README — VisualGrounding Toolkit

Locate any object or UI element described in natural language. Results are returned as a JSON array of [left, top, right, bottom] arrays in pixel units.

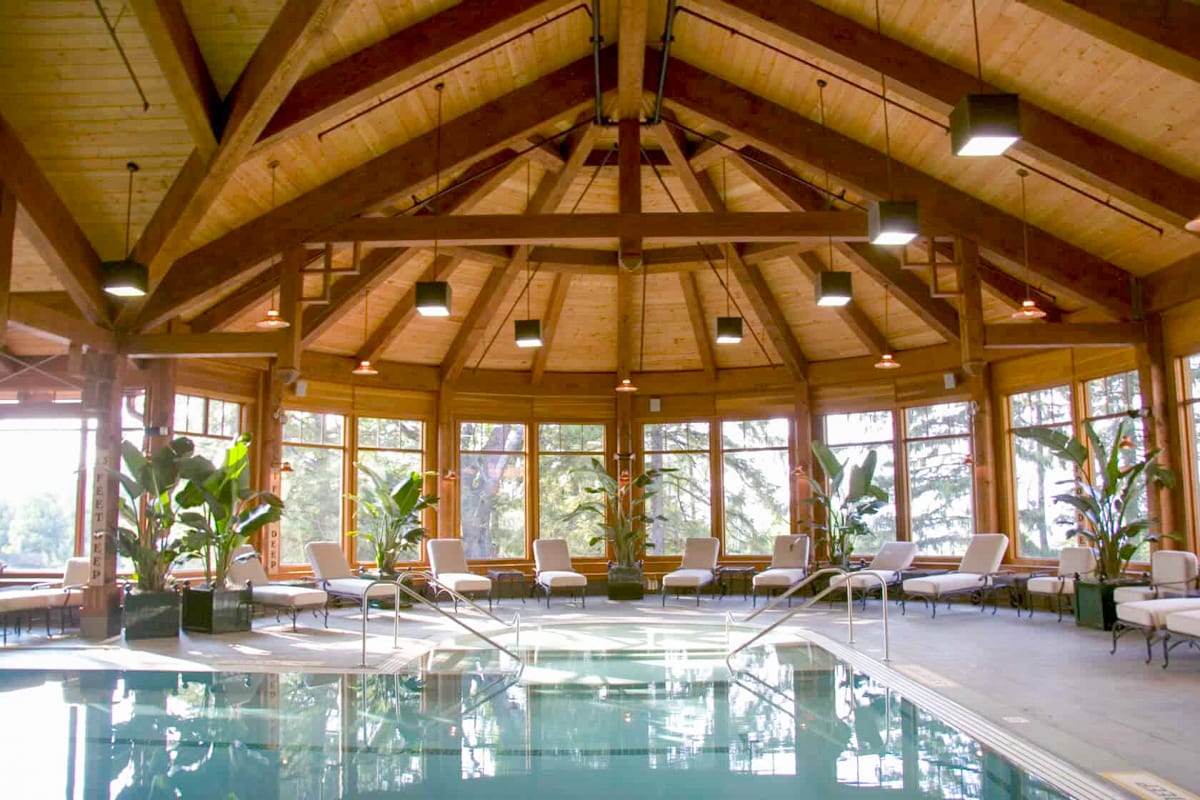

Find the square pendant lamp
[[950, 93, 1021, 157], [715, 316, 743, 345], [816, 271, 852, 307], [868, 201, 920, 246], [101, 258, 148, 297], [514, 319, 543, 348], [415, 281, 451, 317]]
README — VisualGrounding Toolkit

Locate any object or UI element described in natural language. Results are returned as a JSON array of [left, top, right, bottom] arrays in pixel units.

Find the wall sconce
[[442, 469, 458, 481]]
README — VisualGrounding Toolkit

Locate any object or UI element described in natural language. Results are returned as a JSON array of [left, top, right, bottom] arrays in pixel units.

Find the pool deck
[[1, 593, 1198, 798]]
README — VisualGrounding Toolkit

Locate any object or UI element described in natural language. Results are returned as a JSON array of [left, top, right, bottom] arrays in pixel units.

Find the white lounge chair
[[900, 533, 1008, 617], [831, 541, 918, 608], [228, 549, 328, 630], [0, 558, 90, 642], [1112, 550, 1199, 604], [662, 537, 720, 606], [1163, 608, 1200, 667], [1023, 546, 1096, 621], [751, 535, 810, 607], [533, 539, 586, 607], [305, 541, 396, 620], [427, 539, 492, 611], [1112, 595, 1200, 663]]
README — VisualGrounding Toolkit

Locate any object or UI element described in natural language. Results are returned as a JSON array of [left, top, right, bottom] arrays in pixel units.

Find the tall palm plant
[[116, 437, 195, 593], [805, 442, 888, 564], [348, 466, 438, 574], [561, 457, 675, 568]]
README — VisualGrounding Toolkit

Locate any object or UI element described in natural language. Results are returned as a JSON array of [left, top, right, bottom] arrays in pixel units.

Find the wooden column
[[261, 364, 285, 572], [617, 118, 642, 268], [436, 383, 456, 539], [80, 353, 125, 640], [143, 359, 176, 451], [958, 238, 986, 376], [277, 246, 305, 383], [793, 380, 813, 531], [1137, 314, 1181, 549], [967, 365, 1000, 535], [0, 182, 15, 349]]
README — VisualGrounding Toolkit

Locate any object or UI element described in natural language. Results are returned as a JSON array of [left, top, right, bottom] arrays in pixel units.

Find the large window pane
[[644, 422, 712, 555], [1009, 386, 1073, 559], [0, 418, 85, 570], [538, 424, 605, 557], [906, 403, 974, 555], [823, 411, 896, 556], [355, 417, 423, 563], [722, 419, 789, 555], [280, 411, 345, 565], [174, 393, 244, 468], [825, 411, 893, 446], [459, 422, 525, 559], [1085, 371, 1148, 562]]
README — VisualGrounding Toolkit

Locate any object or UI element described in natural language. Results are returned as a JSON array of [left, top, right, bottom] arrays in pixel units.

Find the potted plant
[[348, 465, 438, 576], [1016, 411, 1175, 630], [562, 457, 675, 600], [805, 442, 888, 568], [178, 434, 283, 634], [115, 438, 193, 640]]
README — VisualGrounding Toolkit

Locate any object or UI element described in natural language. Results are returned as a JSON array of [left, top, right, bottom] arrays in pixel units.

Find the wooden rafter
[[128, 0, 223, 157], [0, 183, 13, 349], [791, 252, 888, 357], [356, 255, 464, 364], [1018, 0, 1200, 85], [257, 0, 577, 149], [958, 239, 986, 373], [617, 0, 650, 120], [696, 0, 1200, 228], [983, 322, 1146, 349], [618, 119, 643, 266], [658, 58, 1134, 319], [138, 52, 616, 332], [679, 272, 717, 379], [1144, 252, 1200, 314], [534, 123, 600, 214], [617, 266, 634, 378], [530, 273, 572, 384], [839, 243, 960, 343], [188, 249, 324, 333], [7, 295, 117, 352], [121, 332, 285, 359], [130, 0, 354, 291]]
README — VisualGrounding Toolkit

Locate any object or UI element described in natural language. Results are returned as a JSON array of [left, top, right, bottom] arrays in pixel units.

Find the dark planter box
[[124, 591, 180, 640], [607, 563, 644, 601], [181, 585, 252, 634], [1074, 579, 1146, 630]]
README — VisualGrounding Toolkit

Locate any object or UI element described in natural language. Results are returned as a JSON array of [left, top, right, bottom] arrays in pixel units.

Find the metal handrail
[[845, 571, 892, 662], [742, 567, 848, 623], [416, 570, 521, 631], [359, 579, 405, 668], [393, 579, 524, 668], [726, 569, 853, 673]]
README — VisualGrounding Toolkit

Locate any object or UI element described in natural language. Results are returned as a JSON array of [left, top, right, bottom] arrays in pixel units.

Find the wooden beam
[[131, 0, 354, 288], [618, 119, 643, 266], [188, 248, 324, 333], [530, 273, 572, 384], [688, 134, 749, 172], [356, 255, 463, 363], [128, 0, 222, 157], [257, 0, 576, 149], [1143, 252, 1200, 313], [534, 123, 599, 214], [983, 322, 1146, 349], [617, 266, 634, 378], [521, 136, 566, 172], [7, 295, 118, 352], [958, 239, 986, 374], [660, 57, 1135, 318], [0, 114, 108, 325], [791, 252, 888, 356], [695, 0, 1200, 228], [0, 183, 13, 349], [839, 243, 961, 342], [679, 272, 717, 379], [1018, 0, 1200, 86], [138, 52, 615, 331], [120, 332, 286, 358], [443, 248, 530, 381], [617, 0, 650, 120], [277, 248, 304, 378]]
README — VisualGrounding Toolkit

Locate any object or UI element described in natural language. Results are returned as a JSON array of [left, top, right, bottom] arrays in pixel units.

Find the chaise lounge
[[751, 535, 810, 607], [533, 538, 586, 607], [427, 539, 493, 611], [305, 541, 397, 620], [900, 533, 1008, 617], [1023, 545, 1097, 621], [831, 541, 917, 609], [662, 537, 720, 606], [228, 547, 329, 631]]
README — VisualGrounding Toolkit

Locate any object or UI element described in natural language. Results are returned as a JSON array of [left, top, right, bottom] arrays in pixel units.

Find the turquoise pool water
[[0, 632, 1087, 799]]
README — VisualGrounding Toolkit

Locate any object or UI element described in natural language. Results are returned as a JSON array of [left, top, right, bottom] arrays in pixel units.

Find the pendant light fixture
[[352, 290, 379, 375], [868, 1, 919, 246], [514, 162, 543, 348], [950, 0, 1021, 157], [256, 160, 291, 329], [813, 79, 853, 307], [416, 83, 452, 318], [101, 162, 149, 297], [714, 160, 743, 344], [1011, 168, 1047, 320], [874, 284, 901, 370]]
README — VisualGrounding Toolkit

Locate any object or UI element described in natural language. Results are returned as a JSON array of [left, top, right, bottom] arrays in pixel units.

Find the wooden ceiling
[[1, 0, 1198, 382]]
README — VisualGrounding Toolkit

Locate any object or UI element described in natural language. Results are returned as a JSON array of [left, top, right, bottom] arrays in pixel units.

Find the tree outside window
[[280, 411, 345, 565], [538, 423, 606, 557], [722, 418, 790, 556], [1009, 385, 1073, 558], [174, 393, 242, 465], [355, 417, 423, 563], [459, 422, 526, 559], [822, 411, 896, 555], [905, 402, 974, 555], [643, 422, 711, 555], [1084, 370, 1147, 562]]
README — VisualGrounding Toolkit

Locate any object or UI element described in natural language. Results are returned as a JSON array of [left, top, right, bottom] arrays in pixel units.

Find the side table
[[486, 569, 526, 606], [716, 566, 755, 600], [980, 572, 1029, 615]]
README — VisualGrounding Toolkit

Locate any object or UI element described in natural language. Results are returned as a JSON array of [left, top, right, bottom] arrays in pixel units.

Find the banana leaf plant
[[177, 434, 283, 587], [560, 457, 676, 568], [1015, 412, 1175, 581], [805, 442, 888, 564], [115, 437, 195, 593], [347, 466, 438, 574]]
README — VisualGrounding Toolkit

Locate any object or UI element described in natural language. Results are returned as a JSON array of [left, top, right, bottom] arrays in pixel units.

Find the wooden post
[[618, 118, 642, 268], [1136, 314, 1180, 549], [277, 247, 305, 383], [80, 353, 125, 640], [794, 380, 813, 531], [436, 383, 456, 539], [0, 182, 15, 350], [958, 238, 986, 376], [144, 359, 176, 451], [261, 363, 285, 572], [967, 365, 1000, 535]]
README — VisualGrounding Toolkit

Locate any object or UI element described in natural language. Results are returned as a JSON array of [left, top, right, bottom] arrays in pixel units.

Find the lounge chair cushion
[[1116, 598, 1200, 629], [678, 538, 720, 570], [767, 535, 809, 570], [251, 584, 328, 608], [436, 573, 492, 594], [534, 540, 586, 591], [1165, 609, 1200, 638], [306, 542, 355, 580], [832, 569, 904, 590], [1148, 551, 1199, 597], [0, 590, 54, 613], [427, 540, 471, 575], [866, 542, 917, 572], [1027, 576, 1077, 596], [1113, 585, 1158, 604], [321, 578, 397, 599], [958, 533, 1008, 575], [903, 573, 987, 596], [537, 570, 586, 589], [754, 568, 808, 589], [662, 569, 715, 589]]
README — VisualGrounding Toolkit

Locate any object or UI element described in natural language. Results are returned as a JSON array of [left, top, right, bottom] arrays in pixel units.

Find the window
[[643, 422, 711, 555], [905, 403, 974, 555], [538, 423, 606, 557], [354, 417, 423, 563], [1009, 385, 1074, 558], [722, 418, 790, 555], [280, 411, 345, 565], [174, 393, 242, 464], [459, 422, 526, 559], [823, 411, 896, 554], [1084, 370, 1147, 562]]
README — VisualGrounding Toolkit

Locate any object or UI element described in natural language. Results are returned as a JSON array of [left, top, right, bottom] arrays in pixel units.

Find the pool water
[[0, 631, 1087, 799]]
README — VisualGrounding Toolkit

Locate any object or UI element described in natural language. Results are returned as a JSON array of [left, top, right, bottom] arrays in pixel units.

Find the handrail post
[[846, 574, 855, 644]]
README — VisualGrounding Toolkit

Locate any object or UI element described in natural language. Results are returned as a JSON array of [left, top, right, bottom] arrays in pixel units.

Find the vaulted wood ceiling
[[1, 0, 1198, 377]]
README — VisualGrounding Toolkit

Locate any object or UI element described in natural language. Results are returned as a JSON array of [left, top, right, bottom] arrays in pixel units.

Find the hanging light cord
[[817, 80, 835, 269], [433, 83, 444, 279], [722, 159, 731, 316], [526, 161, 533, 319], [269, 161, 279, 308], [970, 0, 985, 92], [875, 0, 897, 201], [1019, 168, 1033, 301], [123, 162, 136, 257]]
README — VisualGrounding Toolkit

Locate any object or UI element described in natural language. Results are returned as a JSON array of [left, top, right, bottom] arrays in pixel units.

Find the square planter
[[181, 585, 252, 634], [1074, 579, 1146, 630], [124, 591, 180, 640], [607, 563, 645, 601]]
